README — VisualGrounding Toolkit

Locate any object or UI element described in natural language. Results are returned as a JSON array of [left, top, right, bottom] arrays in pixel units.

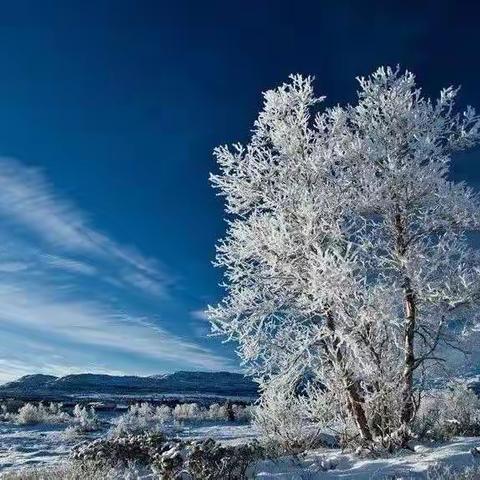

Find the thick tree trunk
[[400, 277, 416, 426], [344, 375, 373, 442], [324, 312, 373, 443], [394, 212, 417, 441]]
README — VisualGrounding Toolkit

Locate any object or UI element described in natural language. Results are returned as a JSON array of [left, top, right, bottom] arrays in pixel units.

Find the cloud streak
[[0, 281, 233, 381], [0, 158, 233, 382], [0, 158, 167, 296]]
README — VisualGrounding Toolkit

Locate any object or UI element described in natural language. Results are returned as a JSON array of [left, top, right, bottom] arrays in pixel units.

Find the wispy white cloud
[[0, 261, 30, 272], [121, 271, 167, 297], [0, 281, 233, 381], [0, 157, 167, 297], [42, 254, 97, 276], [0, 157, 233, 382]]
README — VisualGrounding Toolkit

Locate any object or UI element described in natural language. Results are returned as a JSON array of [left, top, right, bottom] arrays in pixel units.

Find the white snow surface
[[252, 438, 480, 479], [2, 417, 480, 478], [0, 421, 101, 470]]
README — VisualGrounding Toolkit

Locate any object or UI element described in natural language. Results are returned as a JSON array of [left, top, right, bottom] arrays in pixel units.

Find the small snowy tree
[[209, 67, 480, 447]]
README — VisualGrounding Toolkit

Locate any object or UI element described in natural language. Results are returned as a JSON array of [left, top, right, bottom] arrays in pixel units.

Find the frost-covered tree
[[209, 67, 480, 446], [209, 74, 377, 441], [339, 67, 480, 442]]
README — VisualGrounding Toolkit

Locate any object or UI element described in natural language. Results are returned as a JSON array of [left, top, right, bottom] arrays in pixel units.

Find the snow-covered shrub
[[60, 404, 101, 438], [0, 399, 23, 415], [111, 403, 172, 435], [154, 404, 173, 423], [14, 402, 70, 425], [71, 431, 167, 467], [232, 403, 252, 422], [5, 402, 101, 431], [254, 381, 321, 453], [0, 461, 132, 480], [175, 401, 249, 422], [110, 401, 249, 436], [426, 463, 480, 480], [160, 438, 265, 480], [173, 402, 201, 420], [0, 402, 8, 421], [205, 402, 230, 420], [72, 433, 264, 479], [73, 404, 100, 432], [414, 383, 480, 440]]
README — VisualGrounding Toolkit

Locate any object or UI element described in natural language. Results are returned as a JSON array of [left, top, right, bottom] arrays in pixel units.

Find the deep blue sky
[[0, 0, 479, 381]]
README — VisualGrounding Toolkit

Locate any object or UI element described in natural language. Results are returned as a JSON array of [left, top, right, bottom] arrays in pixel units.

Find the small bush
[[1, 402, 101, 430], [60, 406, 101, 439], [253, 382, 324, 454], [71, 432, 264, 480], [173, 402, 201, 420], [0, 461, 136, 480], [111, 403, 172, 435], [71, 431, 168, 467], [111, 401, 249, 435], [72, 405, 100, 431], [13, 402, 70, 425], [0, 399, 23, 415], [156, 438, 265, 480], [426, 463, 480, 480], [414, 383, 480, 441]]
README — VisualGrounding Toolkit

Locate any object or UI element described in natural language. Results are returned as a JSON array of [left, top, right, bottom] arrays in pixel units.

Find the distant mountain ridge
[[0, 371, 257, 398]]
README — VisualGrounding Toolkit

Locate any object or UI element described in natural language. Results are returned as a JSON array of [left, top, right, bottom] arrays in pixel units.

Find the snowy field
[[252, 438, 480, 479], [0, 411, 109, 470], [0, 410, 256, 472], [2, 411, 480, 479]]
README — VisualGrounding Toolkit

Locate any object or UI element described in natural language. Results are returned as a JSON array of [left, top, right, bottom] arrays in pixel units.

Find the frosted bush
[[254, 382, 320, 453], [111, 403, 171, 435], [232, 404, 252, 421], [414, 383, 480, 440], [14, 402, 70, 425], [5, 402, 101, 431], [172, 401, 249, 422], [426, 463, 480, 480], [0, 402, 9, 421], [173, 402, 201, 420], [68, 404, 100, 434], [0, 461, 146, 479], [154, 404, 172, 423], [0, 400, 23, 419], [209, 402, 251, 421], [72, 433, 264, 480], [72, 431, 168, 466], [153, 438, 265, 480], [111, 401, 250, 436], [205, 403, 228, 420]]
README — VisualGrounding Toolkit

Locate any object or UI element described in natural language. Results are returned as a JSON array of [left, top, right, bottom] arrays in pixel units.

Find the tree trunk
[[324, 312, 373, 443], [344, 375, 373, 442], [400, 277, 416, 426], [394, 212, 416, 441]]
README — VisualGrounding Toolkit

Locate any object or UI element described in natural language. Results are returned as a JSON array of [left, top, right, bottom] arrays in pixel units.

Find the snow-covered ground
[[0, 419, 101, 470], [252, 438, 480, 479], [0, 412, 255, 472], [2, 414, 480, 478]]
